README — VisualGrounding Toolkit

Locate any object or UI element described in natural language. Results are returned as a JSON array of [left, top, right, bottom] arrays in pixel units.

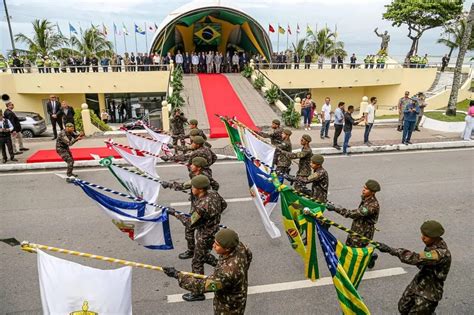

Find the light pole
[[3, 0, 16, 52]]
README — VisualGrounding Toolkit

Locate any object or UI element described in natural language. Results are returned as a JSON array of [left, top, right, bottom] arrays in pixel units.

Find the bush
[[167, 90, 185, 110], [282, 102, 301, 128], [171, 76, 183, 92], [241, 65, 253, 78], [253, 73, 265, 90], [74, 109, 112, 133], [264, 84, 280, 104]]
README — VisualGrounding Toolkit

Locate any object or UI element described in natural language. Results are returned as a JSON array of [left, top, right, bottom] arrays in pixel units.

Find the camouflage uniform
[[257, 127, 283, 145], [172, 146, 217, 175], [275, 138, 292, 175], [296, 166, 328, 202], [176, 190, 227, 274], [170, 114, 188, 145], [333, 194, 379, 247], [398, 96, 412, 130], [185, 128, 208, 141], [178, 242, 252, 315], [55, 130, 79, 176], [286, 147, 312, 192], [385, 238, 451, 314]]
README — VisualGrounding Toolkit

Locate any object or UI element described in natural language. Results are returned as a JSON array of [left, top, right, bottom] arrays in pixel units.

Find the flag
[[287, 24, 292, 35], [269, 24, 275, 33], [102, 23, 108, 36], [148, 24, 155, 32], [154, 23, 158, 30], [56, 23, 63, 36], [278, 183, 323, 280], [241, 128, 275, 169], [69, 23, 78, 34], [114, 23, 120, 35], [244, 156, 281, 238], [76, 181, 173, 249], [297, 23, 300, 34], [221, 118, 244, 161], [278, 25, 285, 34], [316, 221, 372, 314], [306, 24, 312, 34], [143, 124, 172, 144], [135, 23, 145, 35], [37, 249, 132, 314], [109, 143, 158, 178], [122, 23, 129, 35], [125, 131, 163, 155]]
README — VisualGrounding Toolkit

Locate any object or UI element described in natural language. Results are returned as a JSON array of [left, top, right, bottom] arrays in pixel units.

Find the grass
[[376, 114, 399, 119], [455, 99, 470, 112], [424, 111, 466, 122]]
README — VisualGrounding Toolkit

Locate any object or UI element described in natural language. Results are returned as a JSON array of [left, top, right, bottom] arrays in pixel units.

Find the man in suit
[[59, 100, 75, 127], [47, 95, 63, 140], [3, 97, 29, 154]]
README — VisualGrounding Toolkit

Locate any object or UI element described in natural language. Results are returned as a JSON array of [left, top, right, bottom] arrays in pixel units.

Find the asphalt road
[[1, 148, 473, 314]]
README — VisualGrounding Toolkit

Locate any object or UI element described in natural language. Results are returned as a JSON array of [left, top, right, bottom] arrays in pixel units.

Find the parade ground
[[1, 148, 472, 314]]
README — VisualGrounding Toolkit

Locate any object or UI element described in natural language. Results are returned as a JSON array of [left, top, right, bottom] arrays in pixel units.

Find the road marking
[[170, 197, 252, 207], [166, 267, 406, 303]]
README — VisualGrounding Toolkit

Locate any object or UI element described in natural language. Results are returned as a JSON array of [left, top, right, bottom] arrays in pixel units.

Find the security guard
[[163, 228, 252, 314], [378, 221, 451, 314], [289, 154, 328, 202], [284, 134, 313, 192]]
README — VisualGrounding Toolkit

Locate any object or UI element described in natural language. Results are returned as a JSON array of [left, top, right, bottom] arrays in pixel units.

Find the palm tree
[[291, 38, 306, 59], [304, 27, 346, 60], [71, 27, 113, 58], [438, 16, 474, 61], [14, 19, 67, 56]]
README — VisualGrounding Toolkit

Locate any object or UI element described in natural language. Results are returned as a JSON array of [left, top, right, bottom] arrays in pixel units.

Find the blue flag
[[134, 23, 145, 35], [76, 181, 173, 250], [69, 23, 78, 35]]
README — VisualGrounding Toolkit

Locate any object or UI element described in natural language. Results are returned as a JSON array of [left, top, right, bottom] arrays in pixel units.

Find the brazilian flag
[[194, 23, 221, 45]]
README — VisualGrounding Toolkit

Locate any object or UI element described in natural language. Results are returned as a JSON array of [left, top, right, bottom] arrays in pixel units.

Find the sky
[[1, 0, 472, 61]]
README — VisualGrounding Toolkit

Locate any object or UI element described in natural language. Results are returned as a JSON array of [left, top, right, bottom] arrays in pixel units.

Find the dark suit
[[59, 106, 75, 126], [47, 100, 63, 138], [3, 109, 21, 132]]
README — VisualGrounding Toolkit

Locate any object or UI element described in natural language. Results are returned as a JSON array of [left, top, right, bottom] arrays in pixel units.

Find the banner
[[110, 144, 158, 178], [125, 132, 163, 155], [221, 118, 245, 161], [242, 128, 275, 169], [143, 124, 172, 144]]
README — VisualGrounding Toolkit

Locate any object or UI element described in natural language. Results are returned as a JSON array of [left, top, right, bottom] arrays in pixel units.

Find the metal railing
[[1, 64, 171, 74], [255, 61, 473, 70], [254, 67, 294, 106]]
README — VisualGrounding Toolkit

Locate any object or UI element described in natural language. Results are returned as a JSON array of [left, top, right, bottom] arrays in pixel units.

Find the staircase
[[181, 75, 210, 132], [424, 71, 469, 98]]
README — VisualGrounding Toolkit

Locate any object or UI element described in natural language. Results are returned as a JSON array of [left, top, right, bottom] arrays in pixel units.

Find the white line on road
[[170, 197, 253, 207], [166, 267, 406, 303]]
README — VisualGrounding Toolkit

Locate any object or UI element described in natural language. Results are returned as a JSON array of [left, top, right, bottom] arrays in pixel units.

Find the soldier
[[326, 179, 380, 268], [288, 154, 328, 202], [283, 134, 312, 192], [168, 175, 228, 301], [185, 119, 207, 141], [275, 129, 292, 176], [163, 228, 252, 313], [256, 119, 283, 145], [170, 108, 188, 146], [56, 123, 84, 178], [377, 220, 451, 314]]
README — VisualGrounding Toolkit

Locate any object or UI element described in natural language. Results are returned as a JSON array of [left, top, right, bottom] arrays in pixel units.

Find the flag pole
[[134, 25, 138, 56], [277, 24, 280, 53], [20, 241, 207, 278], [144, 22, 149, 52], [286, 24, 289, 51], [123, 30, 128, 53], [113, 25, 117, 55]]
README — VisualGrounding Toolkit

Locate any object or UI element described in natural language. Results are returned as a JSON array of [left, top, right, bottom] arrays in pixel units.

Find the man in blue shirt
[[333, 101, 345, 149], [402, 98, 420, 145]]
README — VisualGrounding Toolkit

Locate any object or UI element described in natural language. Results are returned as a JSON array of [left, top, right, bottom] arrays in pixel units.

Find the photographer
[[170, 108, 188, 146]]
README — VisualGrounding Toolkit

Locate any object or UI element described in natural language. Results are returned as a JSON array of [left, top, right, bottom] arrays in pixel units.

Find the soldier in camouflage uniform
[[170, 108, 188, 145], [378, 220, 451, 314], [275, 129, 292, 176], [283, 134, 312, 192], [169, 175, 227, 301], [256, 119, 283, 145], [56, 123, 83, 178], [163, 228, 252, 312], [290, 154, 328, 202], [184, 119, 208, 142]]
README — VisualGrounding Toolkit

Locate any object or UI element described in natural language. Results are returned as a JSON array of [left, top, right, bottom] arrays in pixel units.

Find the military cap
[[311, 154, 324, 164], [189, 129, 200, 136], [191, 174, 210, 189], [420, 220, 444, 238], [192, 135, 205, 145], [283, 129, 292, 136], [272, 119, 281, 125], [189, 119, 198, 125], [65, 123, 75, 128], [302, 134, 312, 142], [192, 157, 207, 168], [215, 228, 239, 249], [365, 179, 381, 192]]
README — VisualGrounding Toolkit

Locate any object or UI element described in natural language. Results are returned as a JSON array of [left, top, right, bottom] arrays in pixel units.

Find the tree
[[291, 38, 306, 59], [305, 27, 346, 60], [70, 27, 113, 57], [438, 16, 474, 61], [14, 19, 67, 56], [446, 4, 473, 116], [382, 0, 463, 60]]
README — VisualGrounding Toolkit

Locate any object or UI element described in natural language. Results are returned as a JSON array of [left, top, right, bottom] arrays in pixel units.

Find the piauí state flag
[[241, 128, 275, 169], [37, 249, 132, 314], [108, 143, 158, 178], [76, 181, 173, 250], [125, 131, 163, 156], [221, 118, 244, 161], [134, 23, 145, 35], [244, 156, 281, 238], [316, 221, 372, 314], [276, 181, 323, 281]]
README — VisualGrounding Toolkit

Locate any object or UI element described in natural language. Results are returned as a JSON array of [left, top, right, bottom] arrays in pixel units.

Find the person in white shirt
[[320, 97, 332, 139], [364, 97, 377, 145], [175, 50, 183, 69], [152, 54, 161, 70], [191, 52, 199, 74]]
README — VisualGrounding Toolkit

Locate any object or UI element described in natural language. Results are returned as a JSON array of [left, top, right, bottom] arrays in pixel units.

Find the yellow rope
[[20, 241, 207, 279]]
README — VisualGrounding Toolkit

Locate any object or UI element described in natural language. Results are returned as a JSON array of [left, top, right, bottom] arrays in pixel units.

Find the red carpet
[[26, 147, 128, 163], [197, 74, 257, 138]]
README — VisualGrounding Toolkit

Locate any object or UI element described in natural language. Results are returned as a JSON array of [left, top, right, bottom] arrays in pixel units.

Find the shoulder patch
[[360, 207, 369, 215], [190, 211, 201, 225], [204, 279, 223, 292], [420, 250, 439, 261]]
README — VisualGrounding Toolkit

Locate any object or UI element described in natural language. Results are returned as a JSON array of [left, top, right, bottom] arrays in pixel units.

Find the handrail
[[254, 67, 294, 106], [2, 64, 171, 74]]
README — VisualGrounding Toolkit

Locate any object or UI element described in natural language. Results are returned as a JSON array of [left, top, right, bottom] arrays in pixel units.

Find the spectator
[[461, 100, 474, 141], [301, 93, 313, 131], [441, 54, 449, 72], [415, 93, 427, 131], [223, 51, 230, 73], [350, 53, 357, 69], [59, 100, 75, 127], [101, 55, 110, 72], [293, 52, 300, 69], [304, 53, 312, 69], [342, 105, 364, 155], [232, 52, 239, 73], [3, 98, 29, 154], [175, 50, 184, 70], [191, 52, 199, 74], [47, 95, 63, 140], [364, 54, 370, 69], [364, 97, 377, 146], [331, 55, 337, 69], [317, 55, 324, 69], [397, 91, 411, 132], [184, 52, 191, 73], [152, 53, 161, 71], [402, 97, 420, 145], [101, 110, 110, 124], [310, 101, 317, 126], [337, 55, 344, 69], [214, 52, 222, 74], [333, 101, 345, 149], [320, 97, 332, 139], [0, 109, 17, 163]]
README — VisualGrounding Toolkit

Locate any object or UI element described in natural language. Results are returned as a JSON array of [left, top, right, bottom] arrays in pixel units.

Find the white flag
[[126, 132, 163, 155], [242, 129, 275, 168], [112, 144, 158, 178], [37, 249, 132, 314], [143, 124, 172, 144]]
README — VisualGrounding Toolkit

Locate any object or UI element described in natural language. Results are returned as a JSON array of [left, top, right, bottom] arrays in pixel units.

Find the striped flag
[[287, 24, 292, 35], [278, 25, 285, 34], [221, 118, 244, 161], [268, 24, 275, 33], [316, 221, 372, 314]]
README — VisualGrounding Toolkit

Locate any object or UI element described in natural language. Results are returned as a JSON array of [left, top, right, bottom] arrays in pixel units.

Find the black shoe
[[406, 141, 412, 144], [2, 159, 6, 164], [415, 128, 420, 132], [368, 253, 378, 269], [20, 148, 29, 151], [70, 173, 79, 177], [178, 250, 194, 260], [333, 145, 341, 150], [182, 293, 206, 302], [347, 145, 351, 148], [52, 137, 57, 140], [13, 151, 23, 155], [325, 136, 330, 139], [403, 141, 408, 145], [10, 158, 18, 161], [320, 136, 324, 139]]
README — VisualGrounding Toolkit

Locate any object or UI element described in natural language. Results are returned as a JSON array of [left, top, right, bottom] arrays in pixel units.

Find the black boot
[[182, 293, 206, 302], [178, 250, 194, 260], [368, 252, 378, 269]]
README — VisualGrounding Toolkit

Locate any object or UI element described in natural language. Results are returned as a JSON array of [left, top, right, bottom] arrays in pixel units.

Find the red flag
[[287, 24, 292, 35], [269, 24, 275, 33]]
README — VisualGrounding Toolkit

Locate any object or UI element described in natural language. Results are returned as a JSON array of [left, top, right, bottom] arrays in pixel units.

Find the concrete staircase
[[181, 75, 210, 132], [424, 71, 469, 98]]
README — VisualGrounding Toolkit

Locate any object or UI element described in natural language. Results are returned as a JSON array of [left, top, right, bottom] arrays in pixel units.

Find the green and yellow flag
[[220, 117, 245, 161], [194, 23, 221, 45], [278, 25, 285, 34]]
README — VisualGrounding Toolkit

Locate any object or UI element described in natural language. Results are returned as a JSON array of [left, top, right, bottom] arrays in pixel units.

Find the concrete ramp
[[181, 74, 210, 132]]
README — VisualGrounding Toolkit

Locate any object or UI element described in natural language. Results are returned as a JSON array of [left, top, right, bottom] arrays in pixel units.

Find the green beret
[[272, 119, 281, 125], [191, 174, 210, 189], [302, 134, 312, 142], [65, 123, 74, 128], [189, 129, 200, 136], [365, 179, 381, 192], [420, 220, 444, 238], [215, 228, 239, 249], [283, 129, 292, 136], [192, 135, 205, 145], [189, 119, 198, 125], [311, 154, 324, 164], [192, 157, 207, 168]]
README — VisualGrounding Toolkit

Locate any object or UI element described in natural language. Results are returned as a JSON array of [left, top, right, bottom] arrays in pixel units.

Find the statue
[[374, 28, 390, 52]]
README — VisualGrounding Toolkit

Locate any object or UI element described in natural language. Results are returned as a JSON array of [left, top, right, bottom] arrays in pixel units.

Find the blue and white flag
[[134, 23, 145, 35], [69, 23, 78, 35], [244, 156, 281, 238], [76, 181, 173, 250]]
